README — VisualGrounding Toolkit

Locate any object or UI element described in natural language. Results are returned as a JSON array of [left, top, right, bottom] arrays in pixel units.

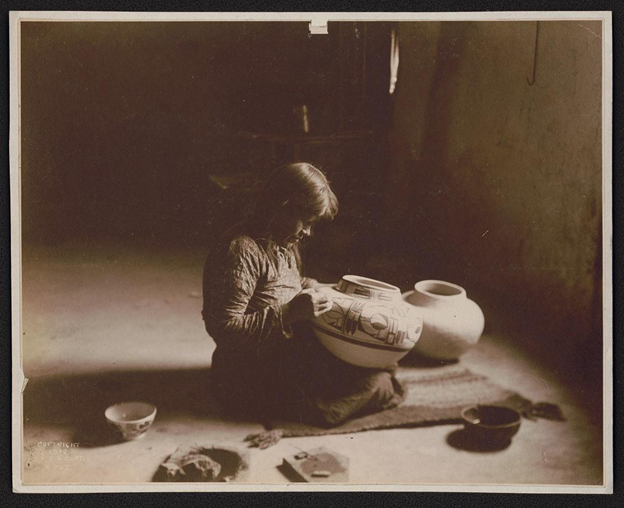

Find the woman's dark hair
[[246, 162, 339, 269], [249, 162, 338, 235]]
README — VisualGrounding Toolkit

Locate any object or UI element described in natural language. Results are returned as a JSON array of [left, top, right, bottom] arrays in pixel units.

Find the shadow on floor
[[276, 463, 303, 483], [399, 353, 459, 368], [23, 368, 231, 448], [446, 428, 513, 453]]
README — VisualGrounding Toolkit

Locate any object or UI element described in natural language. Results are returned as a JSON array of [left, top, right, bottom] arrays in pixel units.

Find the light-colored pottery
[[402, 280, 485, 360], [105, 401, 157, 441], [313, 275, 423, 369]]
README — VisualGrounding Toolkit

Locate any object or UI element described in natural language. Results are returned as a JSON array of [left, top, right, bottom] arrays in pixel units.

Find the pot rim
[[460, 405, 521, 429], [105, 401, 157, 424], [414, 279, 467, 299], [341, 275, 401, 294]]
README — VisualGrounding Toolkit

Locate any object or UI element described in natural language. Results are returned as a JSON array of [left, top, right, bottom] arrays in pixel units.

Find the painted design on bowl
[[105, 401, 157, 442]]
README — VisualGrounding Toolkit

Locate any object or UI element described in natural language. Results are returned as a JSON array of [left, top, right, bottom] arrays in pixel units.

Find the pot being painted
[[402, 280, 485, 361], [313, 275, 423, 369]]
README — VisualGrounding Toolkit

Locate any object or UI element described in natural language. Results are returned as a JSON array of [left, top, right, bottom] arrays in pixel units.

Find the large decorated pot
[[313, 275, 423, 369], [402, 280, 485, 361]]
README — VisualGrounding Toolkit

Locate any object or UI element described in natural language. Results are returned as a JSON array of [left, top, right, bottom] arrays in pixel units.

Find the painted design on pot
[[313, 275, 423, 369], [402, 280, 485, 361]]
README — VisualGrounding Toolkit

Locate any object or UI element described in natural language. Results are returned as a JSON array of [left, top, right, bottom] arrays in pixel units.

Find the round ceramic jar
[[403, 280, 485, 360], [312, 275, 423, 369]]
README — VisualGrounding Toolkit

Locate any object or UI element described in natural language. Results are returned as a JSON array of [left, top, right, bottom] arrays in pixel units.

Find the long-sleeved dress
[[202, 227, 406, 427]]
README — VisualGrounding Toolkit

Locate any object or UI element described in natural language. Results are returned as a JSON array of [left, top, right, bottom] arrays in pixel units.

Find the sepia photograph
[[9, 11, 612, 492]]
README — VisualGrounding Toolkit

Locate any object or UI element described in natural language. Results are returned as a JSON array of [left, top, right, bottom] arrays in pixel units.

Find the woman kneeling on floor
[[202, 162, 405, 427]]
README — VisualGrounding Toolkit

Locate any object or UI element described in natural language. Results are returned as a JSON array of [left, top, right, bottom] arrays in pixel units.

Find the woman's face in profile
[[274, 213, 319, 248]]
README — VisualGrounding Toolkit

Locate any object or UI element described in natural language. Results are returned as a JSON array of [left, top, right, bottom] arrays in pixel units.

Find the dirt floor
[[17, 241, 605, 488]]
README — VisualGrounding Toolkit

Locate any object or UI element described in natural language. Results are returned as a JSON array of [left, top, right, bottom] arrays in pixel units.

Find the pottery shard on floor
[[155, 443, 250, 482], [178, 453, 222, 481]]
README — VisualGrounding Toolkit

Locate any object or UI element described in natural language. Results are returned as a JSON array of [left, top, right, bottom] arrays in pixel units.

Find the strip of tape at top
[[309, 18, 328, 35]]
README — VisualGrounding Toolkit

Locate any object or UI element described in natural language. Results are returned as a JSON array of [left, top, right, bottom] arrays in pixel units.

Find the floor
[[18, 241, 605, 488]]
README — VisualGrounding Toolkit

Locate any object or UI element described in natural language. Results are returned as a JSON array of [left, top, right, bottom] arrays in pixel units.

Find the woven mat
[[267, 363, 533, 437]]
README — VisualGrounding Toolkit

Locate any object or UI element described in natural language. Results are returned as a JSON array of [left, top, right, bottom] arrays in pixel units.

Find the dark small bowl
[[460, 405, 521, 446]]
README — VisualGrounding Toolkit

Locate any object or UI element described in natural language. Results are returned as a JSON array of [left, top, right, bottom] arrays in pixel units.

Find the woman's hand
[[282, 288, 333, 324]]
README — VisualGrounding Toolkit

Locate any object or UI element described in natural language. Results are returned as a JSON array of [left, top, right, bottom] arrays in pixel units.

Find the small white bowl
[[105, 401, 157, 441]]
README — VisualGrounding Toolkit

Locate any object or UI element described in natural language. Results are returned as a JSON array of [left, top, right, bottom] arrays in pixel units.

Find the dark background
[[19, 21, 392, 247]]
